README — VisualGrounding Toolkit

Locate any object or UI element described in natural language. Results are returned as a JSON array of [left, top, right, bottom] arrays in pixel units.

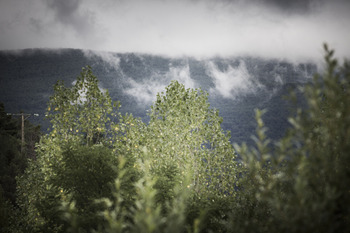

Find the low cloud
[[124, 78, 166, 104], [83, 50, 120, 70], [45, 0, 99, 38], [1, 0, 349, 61], [167, 63, 195, 90], [206, 60, 258, 99], [124, 62, 196, 104]]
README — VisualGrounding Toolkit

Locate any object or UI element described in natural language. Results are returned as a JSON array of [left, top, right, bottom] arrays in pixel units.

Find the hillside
[[0, 49, 316, 144]]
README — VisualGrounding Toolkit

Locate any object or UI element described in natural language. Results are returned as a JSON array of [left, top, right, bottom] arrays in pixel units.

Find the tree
[[0, 103, 41, 232], [0, 103, 24, 204], [147, 81, 239, 196], [0, 103, 23, 232], [118, 81, 241, 232], [45, 66, 119, 145], [16, 66, 124, 232], [61, 81, 240, 232], [232, 44, 350, 233]]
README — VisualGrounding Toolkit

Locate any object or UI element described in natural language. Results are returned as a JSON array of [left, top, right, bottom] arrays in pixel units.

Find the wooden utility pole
[[7, 113, 39, 154], [21, 113, 25, 153]]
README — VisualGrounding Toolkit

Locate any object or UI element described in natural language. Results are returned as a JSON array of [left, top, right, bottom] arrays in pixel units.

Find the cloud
[[45, 0, 97, 37], [206, 60, 258, 99], [83, 50, 120, 69], [0, 0, 349, 61], [124, 79, 166, 104], [46, 0, 82, 25], [257, 0, 319, 14], [124, 62, 196, 104], [167, 63, 195, 90]]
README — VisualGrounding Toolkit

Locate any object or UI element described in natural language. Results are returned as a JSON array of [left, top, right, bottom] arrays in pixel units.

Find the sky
[[0, 0, 349, 62]]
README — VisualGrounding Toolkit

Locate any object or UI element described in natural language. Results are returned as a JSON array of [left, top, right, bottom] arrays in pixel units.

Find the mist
[[206, 60, 258, 99], [124, 61, 196, 104], [0, 0, 349, 62]]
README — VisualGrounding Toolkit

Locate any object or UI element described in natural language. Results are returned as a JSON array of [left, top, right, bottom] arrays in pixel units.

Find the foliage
[[15, 66, 122, 232], [145, 81, 243, 232], [75, 154, 198, 233], [0, 103, 24, 204], [55, 144, 119, 230], [144, 81, 239, 199], [233, 44, 350, 233], [0, 102, 41, 232], [10, 45, 350, 233], [46, 66, 119, 146], [84, 80, 241, 232]]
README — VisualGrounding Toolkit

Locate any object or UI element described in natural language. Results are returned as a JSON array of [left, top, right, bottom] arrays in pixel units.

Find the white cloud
[[124, 62, 196, 104], [206, 60, 258, 99], [83, 50, 120, 69], [124, 78, 166, 104], [0, 0, 349, 61], [167, 63, 195, 90]]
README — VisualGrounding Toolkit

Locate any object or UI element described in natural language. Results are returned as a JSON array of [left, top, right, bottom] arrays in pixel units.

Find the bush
[[233, 44, 350, 233]]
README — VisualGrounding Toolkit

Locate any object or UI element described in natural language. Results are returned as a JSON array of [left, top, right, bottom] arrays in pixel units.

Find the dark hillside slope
[[0, 49, 316, 144]]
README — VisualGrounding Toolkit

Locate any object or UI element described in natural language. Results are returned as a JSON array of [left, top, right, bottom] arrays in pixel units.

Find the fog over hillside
[[1, 0, 348, 143], [0, 2, 349, 230], [0, 49, 316, 144]]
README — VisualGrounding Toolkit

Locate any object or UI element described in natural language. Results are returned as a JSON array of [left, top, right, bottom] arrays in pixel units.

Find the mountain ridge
[[0, 48, 317, 144]]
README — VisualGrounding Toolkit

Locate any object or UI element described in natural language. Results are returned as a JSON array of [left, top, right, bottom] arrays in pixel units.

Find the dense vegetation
[[0, 103, 41, 230], [1, 45, 349, 232]]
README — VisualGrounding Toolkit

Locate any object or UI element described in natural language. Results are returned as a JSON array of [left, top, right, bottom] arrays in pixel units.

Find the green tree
[[46, 66, 119, 145], [120, 81, 241, 232], [0, 103, 41, 232], [62, 153, 198, 233], [145, 81, 239, 197], [0, 103, 24, 204], [16, 67, 124, 232], [232, 45, 350, 233], [61, 81, 242, 233], [0, 103, 22, 232]]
